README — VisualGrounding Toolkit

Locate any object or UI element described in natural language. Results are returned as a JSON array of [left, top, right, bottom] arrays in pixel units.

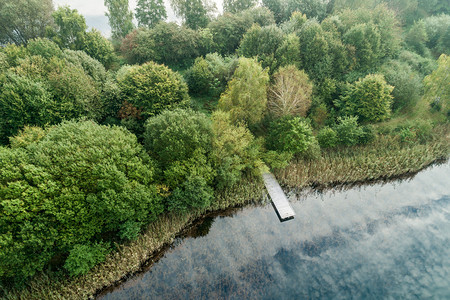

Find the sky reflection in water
[[101, 163, 450, 299]]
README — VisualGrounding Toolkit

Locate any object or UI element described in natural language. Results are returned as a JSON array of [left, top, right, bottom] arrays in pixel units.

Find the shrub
[[0, 121, 162, 285], [358, 125, 376, 144], [185, 57, 214, 94], [64, 243, 110, 277], [218, 57, 269, 126], [380, 60, 422, 111], [185, 53, 238, 97], [118, 62, 190, 119], [394, 120, 433, 144], [210, 111, 262, 189], [144, 109, 213, 170], [168, 175, 214, 212], [338, 74, 393, 123], [423, 54, 449, 116], [266, 116, 315, 156], [26, 38, 63, 59], [334, 116, 364, 146], [261, 150, 293, 170], [268, 65, 313, 118], [317, 127, 338, 148]]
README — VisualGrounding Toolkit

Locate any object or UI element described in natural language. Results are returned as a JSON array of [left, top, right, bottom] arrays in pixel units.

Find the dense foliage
[[118, 61, 190, 119], [218, 57, 269, 126], [0, 121, 162, 286]]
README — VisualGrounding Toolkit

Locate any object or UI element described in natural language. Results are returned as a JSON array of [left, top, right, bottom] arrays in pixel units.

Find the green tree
[[0, 121, 162, 286], [338, 74, 393, 123], [47, 6, 87, 49], [218, 57, 269, 126], [380, 60, 422, 111], [104, 0, 134, 40], [298, 20, 333, 81], [238, 24, 286, 73], [338, 5, 401, 63], [262, 0, 287, 24], [223, 0, 257, 13], [0, 72, 54, 144], [80, 29, 117, 68], [118, 61, 190, 119], [143, 109, 215, 212], [334, 116, 363, 146], [170, 0, 213, 29], [207, 12, 253, 55], [185, 53, 238, 96], [266, 116, 316, 156], [210, 111, 262, 189], [120, 23, 206, 67], [423, 54, 449, 114], [136, 0, 167, 28], [144, 108, 213, 173], [0, 0, 54, 45], [405, 20, 429, 56], [268, 65, 313, 118]]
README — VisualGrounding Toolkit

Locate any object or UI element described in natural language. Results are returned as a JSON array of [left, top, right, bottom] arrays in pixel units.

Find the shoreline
[[4, 139, 449, 300], [95, 157, 449, 299]]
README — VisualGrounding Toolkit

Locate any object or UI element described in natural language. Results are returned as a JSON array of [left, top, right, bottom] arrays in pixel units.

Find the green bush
[[0, 121, 162, 285], [185, 53, 238, 97], [394, 120, 433, 144], [185, 57, 214, 94], [317, 127, 338, 148], [334, 116, 364, 146], [168, 175, 214, 212], [118, 62, 190, 119], [64, 243, 110, 277], [261, 150, 293, 170], [358, 125, 376, 145], [267, 116, 315, 156], [211, 111, 262, 189], [144, 109, 213, 170], [337, 74, 393, 123], [380, 60, 422, 111]]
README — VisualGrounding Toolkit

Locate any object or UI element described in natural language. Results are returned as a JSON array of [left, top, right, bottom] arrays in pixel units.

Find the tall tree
[[47, 6, 87, 49], [223, 0, 257, 13], [104, 0, 134, 40], [0, 0, 54, 45], [170, 0, 213, 29], [136, 0, 167, 28]]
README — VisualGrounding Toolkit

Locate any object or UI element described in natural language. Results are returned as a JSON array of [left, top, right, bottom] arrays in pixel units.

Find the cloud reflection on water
[[101, 163, 450, 299]]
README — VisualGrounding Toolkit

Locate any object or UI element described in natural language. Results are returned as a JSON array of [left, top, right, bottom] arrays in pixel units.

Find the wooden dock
[[262, 173, 295, 222]]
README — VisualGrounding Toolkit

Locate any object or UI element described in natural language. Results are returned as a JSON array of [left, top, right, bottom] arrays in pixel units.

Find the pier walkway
[[262, 173, 295, 222]]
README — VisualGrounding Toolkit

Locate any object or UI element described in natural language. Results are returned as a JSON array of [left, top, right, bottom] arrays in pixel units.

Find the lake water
[[100, 162, 450, 299]]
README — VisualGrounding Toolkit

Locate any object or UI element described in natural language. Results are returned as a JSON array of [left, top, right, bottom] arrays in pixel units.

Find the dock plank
[[262, 173, 295, 222]]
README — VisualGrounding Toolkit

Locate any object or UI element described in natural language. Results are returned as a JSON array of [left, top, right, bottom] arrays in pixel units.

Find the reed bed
[[276, 133, 449, 189]]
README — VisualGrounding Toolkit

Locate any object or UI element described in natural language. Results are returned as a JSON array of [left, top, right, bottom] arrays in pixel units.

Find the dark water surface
[[100, 163, 450, 299]]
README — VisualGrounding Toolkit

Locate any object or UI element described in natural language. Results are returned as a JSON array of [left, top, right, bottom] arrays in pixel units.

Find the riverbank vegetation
[[0, 0, 449, 298]]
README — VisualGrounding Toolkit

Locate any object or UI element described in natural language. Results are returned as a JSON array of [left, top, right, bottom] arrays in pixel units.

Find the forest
[[0, 0, 449, 296]]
